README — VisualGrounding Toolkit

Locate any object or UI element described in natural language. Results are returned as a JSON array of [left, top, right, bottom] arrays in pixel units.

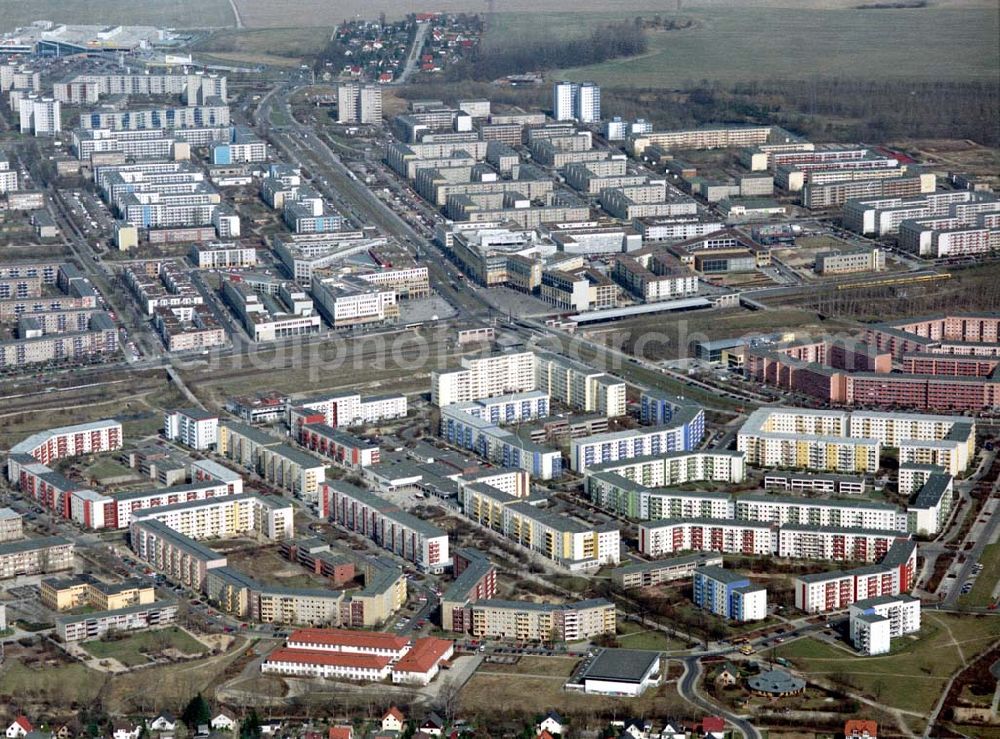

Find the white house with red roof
[[381, 707, 405, 732], [6, 718, 32, 739]]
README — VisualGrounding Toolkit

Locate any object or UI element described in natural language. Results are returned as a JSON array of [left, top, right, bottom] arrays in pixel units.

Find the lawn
[[958, 542, 1000, 608], [0, 0, 234, 31], [486, 6, 999, 86], [85, 458, 135, 482], [83, 627, 207, 667], [775, 613, 1000, 715], [617, 620, 685, 651]]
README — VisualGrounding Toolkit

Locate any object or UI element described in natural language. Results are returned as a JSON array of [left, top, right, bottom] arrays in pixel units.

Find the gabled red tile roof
[[13, 718, 33, 733], [393, 637, 454, 675], [702, 716, 726, 733], [287, 628, 409, 651], [383, 706, 405, 721], [266, 647, 391, 670], [845, 720, 878, 737], [328, 727, 352, 739]]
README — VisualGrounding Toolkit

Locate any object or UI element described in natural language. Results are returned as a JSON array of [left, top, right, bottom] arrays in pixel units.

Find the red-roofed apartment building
[[262, 647, 393, 681], [262, 629, 454, 685], [286, 628, 410, 659], [391, 637, 455, 685]]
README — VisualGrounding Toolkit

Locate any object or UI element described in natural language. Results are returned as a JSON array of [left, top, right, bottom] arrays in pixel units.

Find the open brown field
[[193, 26, 335, 66], [0, 0, 234, 31], [460, 662, 688, 721], [231, 0, 994, 27]]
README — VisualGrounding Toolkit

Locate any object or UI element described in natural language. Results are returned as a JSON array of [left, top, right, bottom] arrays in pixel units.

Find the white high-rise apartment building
[[575, 82, 601, 123], [552, 81, 601, 123], [338, 83, 383, 125], [553, 81, 577, 122], [19, 95, 61, 136]]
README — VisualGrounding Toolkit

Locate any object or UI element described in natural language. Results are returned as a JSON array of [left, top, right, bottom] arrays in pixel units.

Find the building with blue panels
[[692, 565, 767, 622], [569, 403, 705, 472], [441, 396, 562, 480]]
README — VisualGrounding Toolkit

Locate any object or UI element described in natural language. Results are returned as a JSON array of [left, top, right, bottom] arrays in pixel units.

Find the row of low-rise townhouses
[[460, 482, 620, 571], [849, 595, 921, 655], [320, 480, 451, 573], [217, 421, 326, 498], [794, 539, 917, 614], [737, 407, 975, 475], [569, 404, 706, 472], [129, 493, 294, 542]]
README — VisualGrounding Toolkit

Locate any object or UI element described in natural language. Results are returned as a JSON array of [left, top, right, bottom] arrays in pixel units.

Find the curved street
[[679, 657, 762, 739]]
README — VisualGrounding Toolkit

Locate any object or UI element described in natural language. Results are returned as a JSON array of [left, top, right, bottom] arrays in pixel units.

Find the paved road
[[679, 657, 761, 739], [395, 23, 430, 85]]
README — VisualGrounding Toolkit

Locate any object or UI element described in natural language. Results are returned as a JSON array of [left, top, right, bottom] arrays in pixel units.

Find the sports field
[[0, 0, 234, 31], [486, 6, 999, 85]]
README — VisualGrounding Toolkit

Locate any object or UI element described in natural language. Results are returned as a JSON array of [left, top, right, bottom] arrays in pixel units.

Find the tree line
[[446, 20, 647, 82]]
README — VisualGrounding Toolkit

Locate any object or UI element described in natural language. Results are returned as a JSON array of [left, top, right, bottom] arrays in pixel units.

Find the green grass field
[[83, 627, 206, 667], [487, 6, 999, 86], [193, 26, 334, 66], [0, 0, 234, 31], [775, 613, 1000, 715], [958, 542, 1000, 608], [617, 621, 685, 651]]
